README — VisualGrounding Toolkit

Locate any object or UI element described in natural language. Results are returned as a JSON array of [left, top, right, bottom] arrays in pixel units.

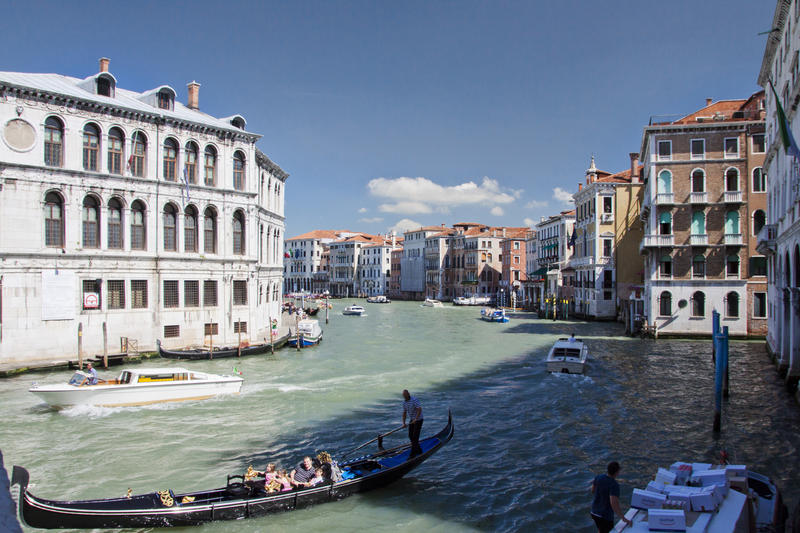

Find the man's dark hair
[[607, 461, 620, 476]]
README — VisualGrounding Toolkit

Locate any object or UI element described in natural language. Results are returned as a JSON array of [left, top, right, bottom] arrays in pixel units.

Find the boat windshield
[[67, 372, 89, 386]]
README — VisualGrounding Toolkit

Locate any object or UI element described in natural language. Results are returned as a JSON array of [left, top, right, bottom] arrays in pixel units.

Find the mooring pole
[[77, 323, 83, 369], [713, 326, 723, 433], [722, 326, 730, 399], [268, 310, 274, 354], [325, 293, 329, 324], [102, 321, 108, 369], [295, 312, 300, 352], [712, 310, 720, 364]]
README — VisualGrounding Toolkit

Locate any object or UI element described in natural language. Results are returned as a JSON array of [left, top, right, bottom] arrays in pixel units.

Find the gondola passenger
[[290, 456, 316, 488]]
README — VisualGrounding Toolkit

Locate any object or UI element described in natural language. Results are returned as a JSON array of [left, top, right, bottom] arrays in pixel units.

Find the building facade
[[283, 230, 349, 294], [500, 235, 527, 307], [535, 211, 576, 303], [0, 59, 287, 362]]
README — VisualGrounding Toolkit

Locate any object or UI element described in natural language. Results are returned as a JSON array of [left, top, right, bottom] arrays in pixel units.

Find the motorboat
[[422, 298, 443, 308], [617, 461, 786, 532], [287, 318, 324, 347], [366, 295, 391, 303], [11, 412, 454, 529], [545, 337, 588, 374], [342, 305, 365, 316], [28, 367, 243, 408], [480, 308, 509, 323], [453, 295, 491, 306], [157, 339, 273, 360]]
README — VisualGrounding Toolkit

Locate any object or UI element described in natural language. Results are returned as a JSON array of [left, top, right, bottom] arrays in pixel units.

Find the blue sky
[[0, 1, 773, 238]]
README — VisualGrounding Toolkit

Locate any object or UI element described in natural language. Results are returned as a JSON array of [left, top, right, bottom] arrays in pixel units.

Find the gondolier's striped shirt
[[403, 397, 423, 422]]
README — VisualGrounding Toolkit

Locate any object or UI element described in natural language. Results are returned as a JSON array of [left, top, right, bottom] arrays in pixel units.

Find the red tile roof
[[287, 229, 352, 241]]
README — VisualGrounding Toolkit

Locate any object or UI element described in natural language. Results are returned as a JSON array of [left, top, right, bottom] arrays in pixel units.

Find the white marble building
[[0, 59, 287, 364]]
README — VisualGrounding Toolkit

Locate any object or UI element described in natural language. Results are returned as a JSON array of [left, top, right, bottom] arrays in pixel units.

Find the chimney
[[187, 81, 201, 110], [706, 98, 713, 107], [99, 57, 110, 72], [578, 183, 583, 192], [629, 152, 640, 184]]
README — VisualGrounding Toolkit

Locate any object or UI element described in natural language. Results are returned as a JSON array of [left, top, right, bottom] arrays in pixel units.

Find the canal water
[[1, 300, 799, 532]]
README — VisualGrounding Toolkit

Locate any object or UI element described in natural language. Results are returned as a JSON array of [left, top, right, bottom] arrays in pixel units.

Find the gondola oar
[[340, 425, 405, 458]]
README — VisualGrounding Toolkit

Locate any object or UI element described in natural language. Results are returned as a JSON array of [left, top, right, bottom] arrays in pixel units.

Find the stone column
[[788, 288, 800, 391]]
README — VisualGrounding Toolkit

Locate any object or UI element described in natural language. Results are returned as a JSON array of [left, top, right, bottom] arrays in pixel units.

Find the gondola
[[12, 412, 454, 529], [156, 339, 273, 360], [304, 307, 320, 316]]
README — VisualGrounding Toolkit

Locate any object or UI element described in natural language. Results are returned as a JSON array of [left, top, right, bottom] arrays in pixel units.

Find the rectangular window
[[234, 321, 247, 333], [724, 138, 739, 159], [657, 140, 671, 161], [184, 280, 199, 307], [751, 134, 766, 154], [163, 280, 179, 308], [164, 325, 180, 338], [204, 280, 218, 307], [750, 256, 767, 277], [690, 139, 705, 160], [82, 279, 101, 310], [204, 323, 219, 336], [753, 292, 767, 318], [131, 280, 148, 309], [107, 280, 125, 310], [233, 280, 248, 305], [603, 239, 612, 257]]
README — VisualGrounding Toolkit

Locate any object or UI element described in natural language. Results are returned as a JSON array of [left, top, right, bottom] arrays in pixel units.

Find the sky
[[0, 1, 775, 239]]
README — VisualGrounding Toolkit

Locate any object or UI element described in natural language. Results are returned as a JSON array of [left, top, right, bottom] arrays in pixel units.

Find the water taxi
[[28, 367, 243, 408], [422, 298, 443, 308], [453, 295, 491, 306], [342, 305, 366, 316], [545, 337, 588, 374], [480, 308, 509, 322], [366, 295, 391, 303], [287, 318, 324, 347]]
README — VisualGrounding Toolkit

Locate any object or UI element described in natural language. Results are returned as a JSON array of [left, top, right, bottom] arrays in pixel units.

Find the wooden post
[[722, 326, 730, 399], [325, 293, 329, 324], [268, 311, 274, 354], [713, 329, 722, 432], [209, 328, 214, 360], [295, 312, 300, 352], [77, 323, 83, 369], [102, 321, 108, 368], [237, 324, 242, 358]]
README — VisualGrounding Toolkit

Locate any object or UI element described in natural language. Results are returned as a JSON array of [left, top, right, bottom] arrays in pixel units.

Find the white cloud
[[368, 176, 515, 215], [553, 187, 574, 205], [359, 217, 384, 223], [523, 217, 535, 227], [388, 218, 422, 235], [490, 206, 504, 216], [358, 207, 368, 213], [525, 199, 548, 209]]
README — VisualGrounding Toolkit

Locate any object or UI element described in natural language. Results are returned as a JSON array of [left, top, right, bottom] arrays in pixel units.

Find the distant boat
[[157, 339, 273, 360], [422, 298, 443, 308], [304, 307, 320, 316], [545, 337, 588, 374], [366, 295, 391, 303], [287, 319, 323, 347], [342, 305, 365, 316], [29, 367, 243, 408], [480, 308, 509, 323], [453, 295, 491, 306]]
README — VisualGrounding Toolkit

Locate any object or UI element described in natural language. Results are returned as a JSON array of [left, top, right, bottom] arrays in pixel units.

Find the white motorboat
[[29, 367, 243, 408], [422, 298, 443, 308], [342, 304, 365, 316], [545, 337, 588, 374], [617, 461, 786, 532], [287, 318, 324, 347], [453, 295, 491, 306], [480, 308, 509, 323], [366, 295, 391, 303]]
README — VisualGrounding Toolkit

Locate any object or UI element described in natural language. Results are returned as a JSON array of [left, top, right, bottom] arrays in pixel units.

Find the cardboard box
[[725, 464, 747, 478], [690, 491, 717, 512], [669, 462, 693, 485], [655, 468, 677, 485], [647, 480, 666, 494], [648, 508, 687, 531], [631, 488, 667, 510], [690, 469, 726, 487], [729, 476, 747, 493], [691, 463, 712, 473]]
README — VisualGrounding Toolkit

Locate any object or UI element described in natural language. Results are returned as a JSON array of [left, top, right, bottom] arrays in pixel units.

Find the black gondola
[[304, 307, 320, 316], [12, 412, 454, 529], [156, 339, 274, 360]]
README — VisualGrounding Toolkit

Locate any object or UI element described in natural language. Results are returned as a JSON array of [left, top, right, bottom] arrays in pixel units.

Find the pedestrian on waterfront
[[590, 461, 632, 532], [86, 362, 98, 385], [401, 389, 423, 457]]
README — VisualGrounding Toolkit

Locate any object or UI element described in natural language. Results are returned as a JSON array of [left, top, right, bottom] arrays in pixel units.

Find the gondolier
[[401, 389, 423, 457]]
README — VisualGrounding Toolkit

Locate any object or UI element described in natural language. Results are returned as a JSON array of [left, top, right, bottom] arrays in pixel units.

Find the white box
[[691, 463, 712, 472], [655, 468, 677, 485], [725, 464, 747, 478], [663, 491, 691, 508], [647, 480, 666, 494], [669, 462, 693, 485], [690, 491, 717, 512], [648, 508, 687, 531], [690, 469, 727, 487], [632, 488, 666, 510]]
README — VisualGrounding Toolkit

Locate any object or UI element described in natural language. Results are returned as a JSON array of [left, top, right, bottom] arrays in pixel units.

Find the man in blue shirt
[[591, 461, 632, 532], [86, 363, 98, 385], [401, 390, 423, 457]]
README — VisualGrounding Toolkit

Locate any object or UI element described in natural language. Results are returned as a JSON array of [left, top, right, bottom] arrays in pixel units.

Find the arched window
[[726, 292, 739, 318], [691, 169, 705, 192], [233, 210, 245, 255], [692, 291, 706, 317], [691, 211, 706, 235], [204, 145, 217, 186], [163, 138, 178, 181], [131, 200, 146, 250], [185, 142, 198, 184], [83, 123, 100, 171], [659, 291, 672, 316], [163, 204, 177, 251], [726, 254, 740, 278], [44, 117, 63, 167], [204, 207, 217, 254], [725, 210, 740, 235], [82, 196, 100, 248], [657, 170, 672, 194], [659, 254, 672, 278], [752, 167, 766, 192], [753, 209, 766, 236], [108, 197, 123, 249], [44, 192, 64, 247], [108, 128, 124, 175], [659, 212, 672, 235], [725, 168, 739, 192], [184, 205, 198, 253], [233, 151, 245, 190], [692, 254, 706, 278], [488, 253, 492, 262], [131, 132, 146, 177]]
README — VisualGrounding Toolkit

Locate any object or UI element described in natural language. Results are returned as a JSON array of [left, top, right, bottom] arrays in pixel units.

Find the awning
[[531, 267, 548, 276]]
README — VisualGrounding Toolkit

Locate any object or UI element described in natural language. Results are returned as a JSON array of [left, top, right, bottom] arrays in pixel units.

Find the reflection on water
[[1, 300, 798, 532]]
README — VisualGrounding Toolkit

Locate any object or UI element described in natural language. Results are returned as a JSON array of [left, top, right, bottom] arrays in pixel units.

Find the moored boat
[[11, 412, 454, 529], [365, 295, 391, 303], [479, 308, 509, 322], [28, 367, 243, 408], [342, 305, 365, 316], [287, 319, 323, 347], [422, 298, 443, 308], [453, 295, 491, 306], [157, 339, 273, 360], [545, 337, 588, 374]]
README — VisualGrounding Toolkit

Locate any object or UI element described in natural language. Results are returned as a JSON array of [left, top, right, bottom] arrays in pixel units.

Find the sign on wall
[[41, 270, 76, 321]]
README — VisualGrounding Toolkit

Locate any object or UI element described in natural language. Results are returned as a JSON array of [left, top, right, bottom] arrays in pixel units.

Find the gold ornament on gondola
[[244, 465, 258, 481], [181, 496, 195, 504], [158, 490, 174, 507], [126, 488, 132, 499]]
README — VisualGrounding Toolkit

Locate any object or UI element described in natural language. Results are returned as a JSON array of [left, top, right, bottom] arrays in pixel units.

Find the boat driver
[[86, 363, 99, 385]]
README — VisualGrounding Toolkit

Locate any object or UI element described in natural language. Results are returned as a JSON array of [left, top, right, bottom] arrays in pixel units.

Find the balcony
[[655, 193, 674, 205], [723, 190, 742, 203], [724, 233, 743, 246], [689, 192, 708, 204], [756, 223, 777, 255], [601, 213, 614, 223], [642, 234, 675, 247], [690, 234, 708, 246]]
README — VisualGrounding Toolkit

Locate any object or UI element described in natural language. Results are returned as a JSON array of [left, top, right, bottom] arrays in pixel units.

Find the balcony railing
[[690, 234, 708, 246], [724, 233, 743, 245], [756, 223, 777, 255], [723, 190, 742, 203], [656, 193, 674, 205], [689, 192, 708, 204], [642, 234, 675, 247]]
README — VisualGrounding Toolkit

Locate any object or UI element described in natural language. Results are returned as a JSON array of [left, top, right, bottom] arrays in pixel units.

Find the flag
[[568, 227, 577, 249], [769, 79, 800, 162], [127, 132, 135, 174], [233, 367, 242, 376], [181, 165, 191, 205]]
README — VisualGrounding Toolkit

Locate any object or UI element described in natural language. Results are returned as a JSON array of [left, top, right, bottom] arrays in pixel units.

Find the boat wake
[[60, 402, 180, 418], [548, 372, 594, 385]]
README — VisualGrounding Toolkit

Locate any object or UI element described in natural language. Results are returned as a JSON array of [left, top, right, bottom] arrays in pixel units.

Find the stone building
[[284, 230, 350, 294], [0, 59, 287, 363], [535, 211, 576, 304]]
